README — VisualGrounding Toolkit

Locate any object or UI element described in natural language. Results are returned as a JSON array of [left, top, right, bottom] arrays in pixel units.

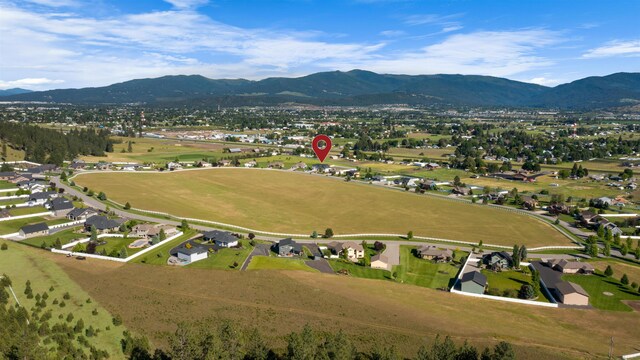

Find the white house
[[177, 246, 208, 264]]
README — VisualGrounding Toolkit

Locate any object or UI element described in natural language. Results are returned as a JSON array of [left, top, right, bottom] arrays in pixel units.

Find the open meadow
[[48, 249, 640, 360], [74, 169, 571, 247]]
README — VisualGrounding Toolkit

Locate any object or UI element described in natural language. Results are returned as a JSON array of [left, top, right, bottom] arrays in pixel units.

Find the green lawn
[[0, 198, 28, 206], [395, 246, 466, 289], [0, 181, 17, 189], [132, 230, 195, 265], [563, 273, 640, 311], [19, 227, 86, 248], [187, 240, 253, 270], [94, 237, 145, 257], [482, 268, 532, 291], [329, 260, 391, 280], [0, 239, 126, 357], [0, 217, 47, 234], [9, 206, 48, 216], [246, 256, 317, 272]]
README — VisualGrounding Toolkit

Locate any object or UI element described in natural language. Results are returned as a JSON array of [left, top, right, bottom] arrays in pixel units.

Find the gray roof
[[177, 246, 207, 255], [20, 222, 49, 234], [30, 191, 56, 201], [461, 271, 487, 287], [68, 207, 96, 218], [85, 215, 124, 230], [554, 281, 589, 297], [48, 197, 73, 211], [371, 254, 388, 263], [202, 230, 236, 243]]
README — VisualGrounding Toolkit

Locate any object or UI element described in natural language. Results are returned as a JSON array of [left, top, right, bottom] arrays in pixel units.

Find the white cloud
[[380, 30, 406, 37], [331, 29, 562, 77], [441, 25, 463, 33], [404, 13, 463, 26], [163, 0, 208, 10], [527, 77, 561, 86], [0, 78, 64, 90], [582, 39, 640, 58], [21, 0, 78, 7]]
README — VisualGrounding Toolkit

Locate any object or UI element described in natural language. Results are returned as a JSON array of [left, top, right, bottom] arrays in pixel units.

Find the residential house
[[268, 161, 284, 169], [521, 196, 539, 210], [28, 191, 57, 206], [276, 238, 302, 257], [578, 211, 599, 226], [197, 161, 212, 168], [132, 224, 178, 239], [69, 160, 86, 170], [594, 197, 614, 208], [26, 164, 57, 174], [46, 197, 74, 217], [370, 254, 389, 270], [291, 162, 307, 170], [416, 246, 453, 262], [244, 160, 257, 168], [19, 222, 49, 238], [177, 246, 208, 264], [95, 162, 112, 171], [483, 252, 513, 270], [66, 207, 98, 221], [202, 230, 238, 248], [553, 281, 589, 306], [0, 172, 17, 181], [548, 259, 595, 274], [460, 271, 487, 294], [548, 203, 571, 215], [217, 159, 232, 167], [452, 186, 470, 196], [342, 242, 365, 261], [167, 162, 182, 171], [311, 164, 331, 173], [84, 215, 124, 233]]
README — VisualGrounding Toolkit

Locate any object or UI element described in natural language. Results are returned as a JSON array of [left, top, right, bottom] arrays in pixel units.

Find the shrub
[[59, 301, 66, 308], [0, 243, 7, 251], [112, 314, 122, 326], [63, 292, 71, 300]]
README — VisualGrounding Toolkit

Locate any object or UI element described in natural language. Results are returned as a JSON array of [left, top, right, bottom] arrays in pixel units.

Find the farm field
[[395, 246, 465, 289], [563, 273, 640, 311], [246, 256, 317, 272], [48, 249, 640, 360], [74, 169, 570, 247], [0, 240, 125, 357]]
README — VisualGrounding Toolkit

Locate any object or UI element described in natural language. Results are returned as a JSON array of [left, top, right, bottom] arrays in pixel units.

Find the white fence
[[49, 220, 85, 230], [0, 211, 53, 222], [62, 233, 124, 250], [0, 232, 19, 238], [52, 231, 184, 263], [0, 188, 18, 193], [451, 255, 559, 308], [598, 213, 638, 218], [622, 352, 640, 360]]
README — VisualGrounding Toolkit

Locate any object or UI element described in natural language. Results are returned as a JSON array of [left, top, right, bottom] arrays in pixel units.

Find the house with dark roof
[[460, 271, 487, 294], [67, 207, 98, 221], [46, 197, 74, 216], [202, 230, 238, 248], [84, 215, 124, 233], [19, 222, 49, 238], [553, 281, 589, 306], [483, 252, 513, 270], [276, 238, 302, 257], [176, 246, 208, 264]]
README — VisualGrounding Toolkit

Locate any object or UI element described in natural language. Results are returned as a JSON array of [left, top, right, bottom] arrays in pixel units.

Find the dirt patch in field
[[46, 250, 640, 360], [623, 300, 640, 312]]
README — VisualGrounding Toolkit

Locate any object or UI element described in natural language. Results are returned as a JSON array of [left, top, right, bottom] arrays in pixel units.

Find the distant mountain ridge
[[0, 88, 33, 97], [3, 70, 640, 109]]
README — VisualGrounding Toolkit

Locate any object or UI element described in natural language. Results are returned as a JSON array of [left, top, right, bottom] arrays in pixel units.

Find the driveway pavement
[[305, 258, 334, 273], [381, 242, 400, 267], [240, 243, 270, 271]]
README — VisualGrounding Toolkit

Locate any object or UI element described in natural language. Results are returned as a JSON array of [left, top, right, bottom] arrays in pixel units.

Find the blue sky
[[1, 0, 639, 90]]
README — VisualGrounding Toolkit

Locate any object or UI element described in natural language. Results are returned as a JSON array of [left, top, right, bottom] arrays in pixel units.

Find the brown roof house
[[370, 254, 389, 270], [416, 246, 453, 262], [553, 281, 589, 306], [548, 259, 595, 274]]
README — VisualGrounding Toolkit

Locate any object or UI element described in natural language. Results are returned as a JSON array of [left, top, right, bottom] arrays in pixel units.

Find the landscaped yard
[[395, 246, 466, 289], [0, 216, 47, 234], [563, 273, 640, 311], [187, 240, 253, 270], [74, 169, 570, 246], [131, 230, 195, 265], [246, 256, 317, 272], [19, 227, 86, 248], [94, 237, 145, 257], [9, 206, 48, 216], [482, 267, 533, 295], [329, 260, 391, 280], [0, 180, 17, 189]]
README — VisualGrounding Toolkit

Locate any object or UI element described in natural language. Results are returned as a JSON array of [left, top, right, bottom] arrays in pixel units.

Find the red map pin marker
[[312, 134, 332, 162]]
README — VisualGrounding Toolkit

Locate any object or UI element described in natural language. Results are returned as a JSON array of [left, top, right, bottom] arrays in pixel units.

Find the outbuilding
[[177, 246, 208, 264], [19, 222, 49, 238], [460, 271, 487, 294]]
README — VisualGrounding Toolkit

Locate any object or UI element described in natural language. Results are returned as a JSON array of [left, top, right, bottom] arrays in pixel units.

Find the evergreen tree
[[621, 274, 629, 286], [604, 265, 614, 277]]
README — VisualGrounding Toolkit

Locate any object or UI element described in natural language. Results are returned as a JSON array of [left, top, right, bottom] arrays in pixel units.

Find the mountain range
[[0, 88, 33, 97], [2, 70, 639, 109]]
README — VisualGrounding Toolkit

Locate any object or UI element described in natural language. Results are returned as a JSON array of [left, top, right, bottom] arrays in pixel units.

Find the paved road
[[240, 243, 270, 271]]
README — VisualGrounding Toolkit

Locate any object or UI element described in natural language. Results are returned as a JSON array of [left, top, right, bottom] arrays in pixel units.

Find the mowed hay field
[[50, 252, 640, 360], [75, 168, 570, 246]]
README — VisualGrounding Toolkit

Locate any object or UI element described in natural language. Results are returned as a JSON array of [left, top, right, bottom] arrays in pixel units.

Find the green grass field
[[329, 260, 391, 280], [395, 246, 465, 289], [187, 240, 253, 270], [563, 273, 640, 311], [0, 216, 47, 234], [0, 181, 17, 189], [0, 239, 125, 357], [95, 237, 144, 257], [74, 169, 570, 247], [19, 227, 86, 248], [132, 230, 196, 265], [9, 206, 48, 216], [246, 256, 317, 272]]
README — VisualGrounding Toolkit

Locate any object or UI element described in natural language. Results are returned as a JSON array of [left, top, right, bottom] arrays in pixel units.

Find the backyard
[[395, 246, 466, 289], [563, 272, 640, 311]]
